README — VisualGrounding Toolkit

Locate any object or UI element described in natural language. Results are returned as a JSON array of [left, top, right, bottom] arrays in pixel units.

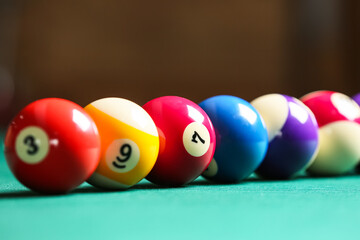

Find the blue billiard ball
[[199, 95, 268, 183], [251, 94, 319, 179]]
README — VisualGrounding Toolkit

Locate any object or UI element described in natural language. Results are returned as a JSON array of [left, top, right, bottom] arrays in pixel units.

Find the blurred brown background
[[0, 0, 359, 126]]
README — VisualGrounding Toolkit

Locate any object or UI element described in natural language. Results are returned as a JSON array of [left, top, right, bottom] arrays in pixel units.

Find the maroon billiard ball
[[4, 98, 101, 193], [143, 96, 216, 186]]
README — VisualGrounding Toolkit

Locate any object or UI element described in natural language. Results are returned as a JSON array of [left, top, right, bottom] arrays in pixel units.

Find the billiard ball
[[301, 91, 360, 175], [251, 94, 319, 179], [4, 98, 101, 193], [143, 96, 216, 186], [84, 97, 159, 189], [352, 93, 360, 172], [352, 93, 360, 107], [199, 95, 268, 183]]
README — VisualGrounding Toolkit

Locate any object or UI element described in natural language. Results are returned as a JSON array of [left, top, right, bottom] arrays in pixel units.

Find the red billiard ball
[[4, 98, 101, 193], [143, 96, 216, 186], [301, 91, 360, 175]]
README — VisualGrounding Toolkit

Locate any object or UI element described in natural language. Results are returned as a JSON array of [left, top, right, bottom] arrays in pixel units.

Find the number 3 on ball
[[15, 126, 50, 164]]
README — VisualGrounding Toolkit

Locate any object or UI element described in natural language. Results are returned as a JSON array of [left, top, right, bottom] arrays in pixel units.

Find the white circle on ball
[[202, 158, 218, 177], [15, 126, 50, 164], [331, 93, 360, 120], [106, 139, 140, 173], [182, 122, 211, 157]]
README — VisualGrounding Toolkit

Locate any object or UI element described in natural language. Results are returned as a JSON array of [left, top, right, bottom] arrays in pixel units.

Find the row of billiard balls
[[3, 91, 360, 194]]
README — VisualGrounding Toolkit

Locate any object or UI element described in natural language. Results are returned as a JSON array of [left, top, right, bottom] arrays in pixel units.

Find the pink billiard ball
[[4, 98, 101, 193], [143, 96, 216, 186], [301, 91, 360, 175]]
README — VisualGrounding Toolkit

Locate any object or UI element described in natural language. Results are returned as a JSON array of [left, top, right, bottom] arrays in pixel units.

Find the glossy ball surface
[[4, 98, 101, 193], [301, 91, 360, 175], [143, 96, 216, 186], [252, 94, 319, 179], [85, 98, 159, 189], [199, 95, 268, 183], [352, 93, 360, 107], [352, 93, 360, 173]]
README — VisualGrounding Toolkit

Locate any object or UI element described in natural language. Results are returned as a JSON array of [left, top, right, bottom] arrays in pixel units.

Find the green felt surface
[[1, 131, 360, 240]]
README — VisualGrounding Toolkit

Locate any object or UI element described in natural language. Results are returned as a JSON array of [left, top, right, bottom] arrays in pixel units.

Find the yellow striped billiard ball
[[84, 97, 159, 189]]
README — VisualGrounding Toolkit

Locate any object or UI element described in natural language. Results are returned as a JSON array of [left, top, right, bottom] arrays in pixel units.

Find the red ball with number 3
[[143, 96, 216, 186], [4, 98, 101, 193]]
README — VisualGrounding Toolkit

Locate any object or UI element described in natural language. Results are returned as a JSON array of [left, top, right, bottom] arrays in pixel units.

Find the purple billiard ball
[[251, 94, 319, 179], [353, 93, 360, 107]]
